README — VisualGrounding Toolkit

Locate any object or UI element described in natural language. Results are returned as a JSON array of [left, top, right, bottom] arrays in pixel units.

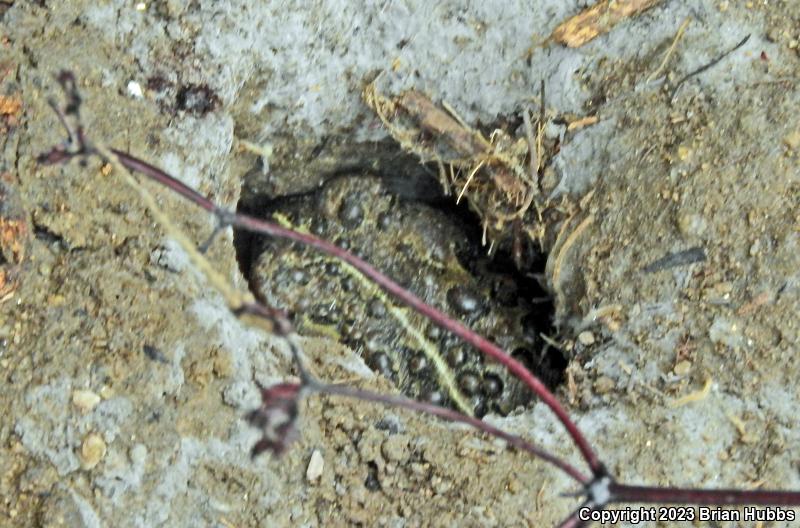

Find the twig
[[308, 379, 590, 485], [38, 70, 800, 525], [549, 214, 595, 295], [522, 108, 538, 183], [646, 17, 691, 83], [47, 119, 604, 474], [37, 70, 597, 484], [608, 482, 800, 507], [671, 34, 751, 101], [641, 246, 706, 273]]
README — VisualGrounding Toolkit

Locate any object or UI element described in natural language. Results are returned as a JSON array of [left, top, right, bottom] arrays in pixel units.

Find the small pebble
[[72, 390, 101, 413], [130, 444, 148, 465], [80, 433, 106, 470], [381, 435, 409, 464], [306, 449, 324, 482], [673, 360, 692, 376], [127, 80, 143, 98], [577, 331, 595, 346], [594, 376, 615, 394], [784, 130, 800, 151], [99, 385, 115, 399]]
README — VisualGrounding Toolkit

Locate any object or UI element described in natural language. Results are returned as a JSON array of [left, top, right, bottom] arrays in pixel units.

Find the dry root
[[364, 81, 551, 251]]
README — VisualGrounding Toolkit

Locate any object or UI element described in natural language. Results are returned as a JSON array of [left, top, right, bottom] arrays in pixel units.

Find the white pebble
[[127, 80, 143, 98], [72, 389, 101, 413], [577, 331, 595, 346], [306, 449, 324, 482]]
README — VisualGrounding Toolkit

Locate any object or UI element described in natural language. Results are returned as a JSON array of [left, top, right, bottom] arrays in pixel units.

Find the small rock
[[381, 435, 409, 464], [784, 130, 800, 151], [677, 213, 708, 238], [212, 350, 234, 379], [577, 331, 595, 346], [673, 360, 692, 376], [127, 80, 143, 98], [749, 239, 761, 257], [72, 390, 101, 413], [130, 443, 148, 466], [79, 433, 106, 470], [306, 449, 324, 482], [594, 376, 615, 394]]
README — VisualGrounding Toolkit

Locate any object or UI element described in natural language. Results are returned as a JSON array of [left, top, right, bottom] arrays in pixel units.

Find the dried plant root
[[364, 82, 541, 249]]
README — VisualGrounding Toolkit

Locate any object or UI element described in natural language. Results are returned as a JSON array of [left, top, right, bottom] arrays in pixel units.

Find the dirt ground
[[1, 1, 799, 527]]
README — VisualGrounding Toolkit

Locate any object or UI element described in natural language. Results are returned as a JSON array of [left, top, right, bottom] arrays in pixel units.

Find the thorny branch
[[38, 71, 800, 526]]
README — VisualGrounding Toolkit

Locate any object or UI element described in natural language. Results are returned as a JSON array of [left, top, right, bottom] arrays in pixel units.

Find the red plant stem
[[40, 73, 800, 524], [609, 482, 800, 506], [105, 147, 598, 482], [557, 511, 585, 528], [111, 149, 217, 211], [233, 212, 600, 474], [109, 148, 603, 475], [110, 147, 800, 508], [312, 380, 590, 485]]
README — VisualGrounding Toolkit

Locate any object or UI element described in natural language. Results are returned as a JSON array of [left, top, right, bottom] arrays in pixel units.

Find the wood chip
[[550, 0, 664, 48], [567, 115, 598, 131], [737, 292, 770, 316], [0, 94, 21, 118]]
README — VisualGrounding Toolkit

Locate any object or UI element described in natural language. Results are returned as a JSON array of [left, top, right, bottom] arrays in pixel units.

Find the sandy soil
[[1, 1, 799, 527]]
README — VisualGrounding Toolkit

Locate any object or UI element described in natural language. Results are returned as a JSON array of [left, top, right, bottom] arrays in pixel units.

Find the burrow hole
[[232, 140, 566, 415]]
